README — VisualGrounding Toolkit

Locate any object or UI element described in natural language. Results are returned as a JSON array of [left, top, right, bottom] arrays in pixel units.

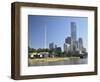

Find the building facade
[[71, 22, 77, 52], [78, 38, 83, 52], [49, 43, 55, 50], [65, 37, 71, 44], [63, 43, 71, 53]]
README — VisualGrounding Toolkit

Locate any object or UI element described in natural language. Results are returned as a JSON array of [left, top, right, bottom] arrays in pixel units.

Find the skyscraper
[[65, 37, 71, 44], [63, 43, 71, 53], [78, 38, 83, 52], [49, 43, 55, 50], [71, 22, 77, 52], [64, 37, 71, 53]]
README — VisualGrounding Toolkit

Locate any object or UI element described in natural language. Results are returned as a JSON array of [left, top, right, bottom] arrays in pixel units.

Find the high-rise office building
[[65, 37, 71, 44], [49, 43, 55, 50], [75, 40, 79, 51], [63, 43, 71, 53], [64, 37, 71, 53], [78, 38, 83, 52], [71, 22, 77, 52]]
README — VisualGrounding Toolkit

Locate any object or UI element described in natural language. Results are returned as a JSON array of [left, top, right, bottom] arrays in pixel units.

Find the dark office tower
[[65, 37, 71, 44], [78, 38, 83, 52], [75, 40, 79, 51], [64, 37, 71, 53], [71, 22, 77, 52], [49, 43, 55, 50]]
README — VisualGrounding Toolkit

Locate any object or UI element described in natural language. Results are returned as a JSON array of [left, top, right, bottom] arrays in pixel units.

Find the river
[[29, 58, 88, 66]]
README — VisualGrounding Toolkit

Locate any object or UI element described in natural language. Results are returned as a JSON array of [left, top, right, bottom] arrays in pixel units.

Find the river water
[[29, 58, 88, 66]]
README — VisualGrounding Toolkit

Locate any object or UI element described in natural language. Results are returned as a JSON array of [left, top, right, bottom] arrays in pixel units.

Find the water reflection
[[29, 58, 88, 66]]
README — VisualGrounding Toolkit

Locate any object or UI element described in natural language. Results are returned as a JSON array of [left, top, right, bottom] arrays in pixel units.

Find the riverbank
[[28, 57, 80, 64]]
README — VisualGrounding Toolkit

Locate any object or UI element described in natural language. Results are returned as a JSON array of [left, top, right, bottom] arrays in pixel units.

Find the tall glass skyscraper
[[71, 22, 77, 52]]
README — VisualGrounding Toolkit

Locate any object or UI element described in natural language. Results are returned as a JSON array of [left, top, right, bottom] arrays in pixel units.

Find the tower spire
[[44, 24, 47, 48]]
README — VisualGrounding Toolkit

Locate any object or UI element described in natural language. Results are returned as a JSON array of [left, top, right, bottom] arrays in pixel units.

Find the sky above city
[[28, 15, 88, 51]]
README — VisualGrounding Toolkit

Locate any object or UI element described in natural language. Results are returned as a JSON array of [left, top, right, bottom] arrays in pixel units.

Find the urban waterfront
[[28, 58, 87, 66], [28, 15, 88, 66]]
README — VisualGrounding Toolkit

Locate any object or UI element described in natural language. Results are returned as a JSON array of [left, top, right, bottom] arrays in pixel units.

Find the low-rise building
[[29, 52, 49, 58]]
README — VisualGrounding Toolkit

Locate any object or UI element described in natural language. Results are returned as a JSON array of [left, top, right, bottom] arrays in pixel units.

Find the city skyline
[[28, 15, 88, 51]]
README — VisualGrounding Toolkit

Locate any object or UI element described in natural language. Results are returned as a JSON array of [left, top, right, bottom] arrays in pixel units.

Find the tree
[[28, 46, 37, 53], [55, 47, 62, 57]]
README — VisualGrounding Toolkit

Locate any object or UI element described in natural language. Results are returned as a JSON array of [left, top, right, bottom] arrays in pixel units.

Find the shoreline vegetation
[[28, 46, 88, 65], [28, 57, 80, 64]]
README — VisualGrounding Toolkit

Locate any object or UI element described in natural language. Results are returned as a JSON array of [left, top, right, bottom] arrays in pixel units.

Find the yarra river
[[29, 58, 87, 66]]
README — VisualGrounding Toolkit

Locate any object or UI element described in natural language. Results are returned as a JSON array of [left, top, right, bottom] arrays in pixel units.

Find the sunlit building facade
[[71, 22, 77, 52]]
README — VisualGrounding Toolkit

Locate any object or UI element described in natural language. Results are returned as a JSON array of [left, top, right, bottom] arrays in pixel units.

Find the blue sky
[[28, 15, 88, 51]]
